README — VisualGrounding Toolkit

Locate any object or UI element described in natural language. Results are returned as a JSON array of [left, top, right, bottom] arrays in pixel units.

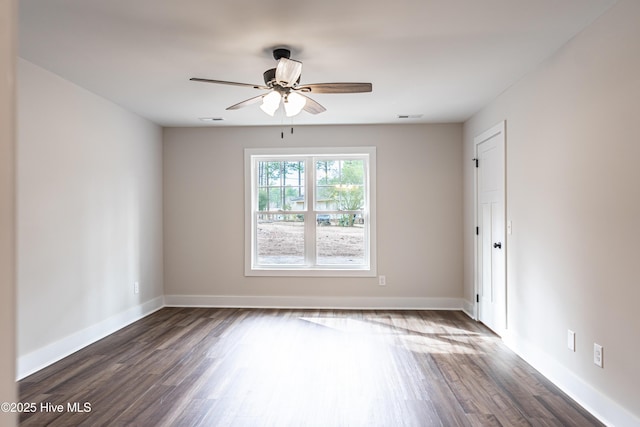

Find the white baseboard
[[462, 299, 475, 319], [164, 294, 463, 310], [503, 333, 639, 427], [17, 296, 165, 380]]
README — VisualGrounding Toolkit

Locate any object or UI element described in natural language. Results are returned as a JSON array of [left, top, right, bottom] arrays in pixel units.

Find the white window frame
[[244, 146, 377, 277]]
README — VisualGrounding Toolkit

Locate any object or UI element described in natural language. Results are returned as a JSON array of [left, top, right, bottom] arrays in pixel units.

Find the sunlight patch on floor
[[300, 316, 483, 355]]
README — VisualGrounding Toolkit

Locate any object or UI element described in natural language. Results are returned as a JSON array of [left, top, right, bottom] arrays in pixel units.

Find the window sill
[[245, 267, 377, 278]]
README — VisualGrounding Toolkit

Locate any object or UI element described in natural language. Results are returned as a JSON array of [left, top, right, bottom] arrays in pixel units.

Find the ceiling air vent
[[199, 117, 224, 122], [397, 114, 423, 119]]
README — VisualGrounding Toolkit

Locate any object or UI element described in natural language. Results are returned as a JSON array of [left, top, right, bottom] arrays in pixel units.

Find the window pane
[[336, 184, 364, 211], [316, 160, 336, 211], [257, 215, 305, 265], [264, 161, 282, 186], [258, 161, 305, 211], [315, 160, 365, 211], [257, 186, 282, 211], [316, 160, 338, 184], [316, 214, 365, 265], [258, 186, 305, 211], [315, 185, 333, 211], [284, 186, 305, 211], [284, 161, 305, 187]]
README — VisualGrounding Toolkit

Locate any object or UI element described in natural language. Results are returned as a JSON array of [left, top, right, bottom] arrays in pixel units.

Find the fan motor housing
[[263, 68, 276, 86]]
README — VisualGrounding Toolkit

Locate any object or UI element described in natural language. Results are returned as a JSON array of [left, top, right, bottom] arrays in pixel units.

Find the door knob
[[493, 242, 502, 249]]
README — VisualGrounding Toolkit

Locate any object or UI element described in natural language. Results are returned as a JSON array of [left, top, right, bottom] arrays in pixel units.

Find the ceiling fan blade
[[226, 93, 268, 110], [275, 58, 302, 87], [296, 82, 372, 94], [190, 77, 269, 90], [299, 94, 326, 114]]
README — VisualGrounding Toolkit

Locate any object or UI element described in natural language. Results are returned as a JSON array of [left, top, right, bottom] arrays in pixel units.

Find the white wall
[[164, 124, 462, 307], [0, 0, 17, 425], [463, 0, 640, 424], [17, 60, 164, 371]]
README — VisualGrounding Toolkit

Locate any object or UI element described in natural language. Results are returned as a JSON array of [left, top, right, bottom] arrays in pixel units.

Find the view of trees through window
[[255, 157, 367, 266]]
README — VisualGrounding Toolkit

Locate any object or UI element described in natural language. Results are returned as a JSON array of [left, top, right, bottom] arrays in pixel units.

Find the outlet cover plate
[[594, 343, 603, 368], [567, 330, 575, 352]]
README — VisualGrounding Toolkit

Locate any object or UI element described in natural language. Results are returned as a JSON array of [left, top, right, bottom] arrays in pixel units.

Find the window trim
[[244, 146, 377, 277]]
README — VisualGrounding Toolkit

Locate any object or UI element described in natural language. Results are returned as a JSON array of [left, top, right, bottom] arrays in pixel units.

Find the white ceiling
[[19, 0, 616, 127]]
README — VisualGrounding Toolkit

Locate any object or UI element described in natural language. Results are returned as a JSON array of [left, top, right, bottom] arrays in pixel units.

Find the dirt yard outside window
[[257, 221, 365, 265]]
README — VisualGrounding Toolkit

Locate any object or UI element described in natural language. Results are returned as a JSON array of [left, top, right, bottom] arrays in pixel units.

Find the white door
[[475, 122, 506, 336]]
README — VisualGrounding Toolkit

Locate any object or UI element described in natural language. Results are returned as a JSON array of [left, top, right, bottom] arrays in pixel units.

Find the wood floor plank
[[18, 308, 605, 426]]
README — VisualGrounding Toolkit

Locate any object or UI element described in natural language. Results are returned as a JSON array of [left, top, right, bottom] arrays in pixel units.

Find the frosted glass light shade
[[260, 91, 281, 116], [284, 92, 306, 117]]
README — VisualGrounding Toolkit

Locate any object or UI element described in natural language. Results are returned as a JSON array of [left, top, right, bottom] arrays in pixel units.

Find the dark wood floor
[[19, 308, 603, 426]]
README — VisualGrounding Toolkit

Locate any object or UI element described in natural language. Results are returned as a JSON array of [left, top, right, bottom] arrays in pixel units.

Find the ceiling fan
[[190, 48, 372, 117]]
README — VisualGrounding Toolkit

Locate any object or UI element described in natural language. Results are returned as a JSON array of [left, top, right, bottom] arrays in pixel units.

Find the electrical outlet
[[593, 343, 603, 368], [567, 330, 575, 352], [378, 275, 386, 286], [134, 281, 139, 294]]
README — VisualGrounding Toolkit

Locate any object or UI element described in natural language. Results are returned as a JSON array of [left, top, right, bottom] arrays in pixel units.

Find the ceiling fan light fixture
[[260, 91, 281, 116], [284, 92, 306, 117], [190, 47, 371, 118]]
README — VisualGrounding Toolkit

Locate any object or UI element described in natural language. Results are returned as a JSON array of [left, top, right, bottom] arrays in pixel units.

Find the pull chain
[[278, 118, 295, 140]]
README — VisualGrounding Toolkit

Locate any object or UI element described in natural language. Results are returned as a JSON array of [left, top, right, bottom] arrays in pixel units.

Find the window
[[245, 147, 376, 276]]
